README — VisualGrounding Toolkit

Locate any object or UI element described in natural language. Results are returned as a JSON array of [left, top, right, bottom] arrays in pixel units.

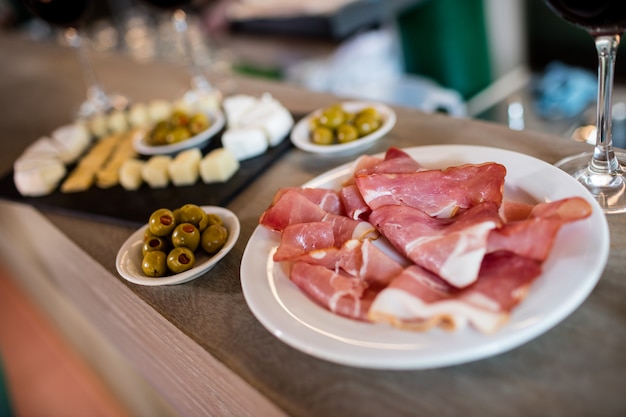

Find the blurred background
[[0, 1, 624, 416], [2, 0, 625, 146]]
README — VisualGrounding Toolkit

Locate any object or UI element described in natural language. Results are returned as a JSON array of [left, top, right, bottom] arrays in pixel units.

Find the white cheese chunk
[[168, 148, 202, 186], [142, 155, 171, 188], [221, 127, 268, 161], [13, 158, 66, 197], [119, 158, 144, 190], [222, 94, 258, 128], [199, 148, 240, 183], [51, 123, 91, 164]]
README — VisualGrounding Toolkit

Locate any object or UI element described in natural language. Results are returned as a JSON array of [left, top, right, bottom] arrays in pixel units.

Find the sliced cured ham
[[291, 261, 377, 321], [487, 197, 592, 261], [273, 222, 335, 262], [355, 147, 423, 176], [340, 184, 371, 220], [355, 162, 506, 218], [369, 202, 502, 288], [269, 187, 345, 215], [368, 252, 542, 333]]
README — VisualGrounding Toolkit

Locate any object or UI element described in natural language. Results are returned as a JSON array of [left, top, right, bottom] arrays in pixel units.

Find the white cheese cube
[[51, 123, 91, 164], [142, 155, 171, 188], [119, 158, 144, 190], [127, 102, 150, 128], [21, 136, 62, 160], [149, 99, 172, 123], [256, 106, 293, 147], [222, 94, 257, 128], [86, 113, 109, 138], [108, 109, 129, 134], [13, 158, 66, 197], [200, 148, 239, 183], [221, 127, 268, 161], [168, 148, 202, 186]]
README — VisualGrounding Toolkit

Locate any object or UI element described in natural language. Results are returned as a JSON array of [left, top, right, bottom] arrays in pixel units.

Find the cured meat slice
[[269, 186, 345, 215], [259, 188, 328, 232], [260, 188, 378, 247], [337, 239, 405, 288], [273, 222, 335, 262], [355, 147, 423, 175], [487, 196, 592, 261], [355, 162, 506, 218], [340, 184, 371, 220], [369, 202, 502, 288], [368, 252, 542, 333], [290, 261, 377, 321]]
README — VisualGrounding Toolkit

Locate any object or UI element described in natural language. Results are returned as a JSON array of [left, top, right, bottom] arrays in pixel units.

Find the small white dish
[[116, 206, 239, 286], [133, 110, 225, 156], [240, 145, 609, 369], [290, 101, 396, 156]]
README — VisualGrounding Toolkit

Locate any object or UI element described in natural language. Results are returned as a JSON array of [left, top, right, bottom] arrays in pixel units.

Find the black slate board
[[0, 136, 293, 227]]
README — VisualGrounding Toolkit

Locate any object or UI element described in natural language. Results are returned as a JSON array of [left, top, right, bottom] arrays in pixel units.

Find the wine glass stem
[[172, 9, 212, 93], [64, 27, 111, 114], [590, 35, 621, 175]]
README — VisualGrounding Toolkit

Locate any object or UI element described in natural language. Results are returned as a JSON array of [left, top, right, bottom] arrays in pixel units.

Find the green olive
[[165, 126, 191, 144], [205, 213, 223, 227], [144, 227, 158, 242], [177, 204, 207, 230], [169, 110, 190, 127], [311, 126, 334, 145], [355, 115, 381, 137], [201, 224, 228, 255], [356, 107, 381, 122], [336, 123, 359, 143], [148, 121, 169, 146], [167, 247, 195, 273], [148, 208, 177, 236], [171, 223, 200, 252], [319, 105, 345, 129], [142, 251, 168, 277], [189, 113, 210, 135], [142, 236, 170, 256]]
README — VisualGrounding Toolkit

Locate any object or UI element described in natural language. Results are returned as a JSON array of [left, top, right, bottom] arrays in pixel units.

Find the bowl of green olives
[[115, 204, 240, 286], [290, 101, 396, 156], [134, 109, 226, 156]]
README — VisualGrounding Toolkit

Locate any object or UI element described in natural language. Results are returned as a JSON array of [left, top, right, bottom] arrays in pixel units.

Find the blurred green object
[[0, 357, 13, 417], [397, 0, 492, 100]]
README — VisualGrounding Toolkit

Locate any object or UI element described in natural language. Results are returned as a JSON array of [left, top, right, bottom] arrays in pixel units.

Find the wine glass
[[22, 0, 128, 118], [142, 0, 218, 105], [543, 0, 626, 214]]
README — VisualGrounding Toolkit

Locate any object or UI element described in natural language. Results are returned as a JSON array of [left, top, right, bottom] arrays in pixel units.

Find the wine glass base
[[555, 151, 626, 214], [76, 93, 129, 119]]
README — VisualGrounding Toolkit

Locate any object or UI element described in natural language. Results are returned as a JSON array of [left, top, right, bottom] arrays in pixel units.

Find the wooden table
[[0, 33, 625, 417]]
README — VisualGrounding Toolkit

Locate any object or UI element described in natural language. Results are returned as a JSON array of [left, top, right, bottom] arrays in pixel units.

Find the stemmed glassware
[[142, 0, 217, 104], [22, 0, 128, 118], [543, 0, 626, 213]]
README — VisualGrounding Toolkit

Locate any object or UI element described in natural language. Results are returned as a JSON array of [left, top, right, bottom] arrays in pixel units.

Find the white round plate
[[133, 110, 225, 155], [240, 145, 610, 369], [116, 206, 240, 286], [290, 101, 396, 156]]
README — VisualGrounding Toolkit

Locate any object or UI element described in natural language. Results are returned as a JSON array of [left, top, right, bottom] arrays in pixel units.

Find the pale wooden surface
[[0, 32, 625, 417]]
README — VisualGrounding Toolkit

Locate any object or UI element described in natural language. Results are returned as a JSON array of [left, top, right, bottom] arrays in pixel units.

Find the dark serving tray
[[0, 136, 293, 227]]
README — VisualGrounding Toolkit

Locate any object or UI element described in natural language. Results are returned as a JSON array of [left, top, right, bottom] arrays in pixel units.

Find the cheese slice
[[200, 148, 239, 183], [221, 127, 268, 161], [168, 148, 202, 186], [142, 155, 172, 188]]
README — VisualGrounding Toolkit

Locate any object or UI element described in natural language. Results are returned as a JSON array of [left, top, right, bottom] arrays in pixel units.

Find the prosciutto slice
[[355, 162, 506, 218], [368, 251, 542, 333], [259, 188, 378, 244], [291, 261, 377, 321], [487, 197, 592, 261], [369, 202, 502, 288]]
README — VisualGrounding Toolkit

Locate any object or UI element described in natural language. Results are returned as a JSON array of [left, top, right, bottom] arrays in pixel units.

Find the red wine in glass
[[23, 0, 91, 27], [543, 0, 626, 214]]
